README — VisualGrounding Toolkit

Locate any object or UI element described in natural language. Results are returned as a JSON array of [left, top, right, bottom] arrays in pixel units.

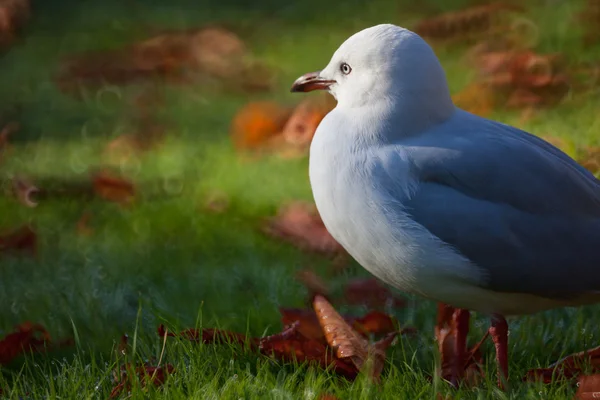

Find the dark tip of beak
[[290, 71, 336, 93]]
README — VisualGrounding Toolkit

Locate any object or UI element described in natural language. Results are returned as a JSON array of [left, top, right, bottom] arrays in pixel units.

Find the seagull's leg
[[489, 314, 509, 389], [451, 308, 470, 386]]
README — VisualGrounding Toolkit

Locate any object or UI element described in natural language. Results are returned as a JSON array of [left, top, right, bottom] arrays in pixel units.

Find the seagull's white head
[[291, 24, 455, 130]]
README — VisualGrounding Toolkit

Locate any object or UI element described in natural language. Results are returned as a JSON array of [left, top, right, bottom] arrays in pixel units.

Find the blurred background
[[0, 0, 599, 394]]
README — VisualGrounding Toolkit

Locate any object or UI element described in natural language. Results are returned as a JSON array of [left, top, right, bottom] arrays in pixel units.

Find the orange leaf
[[575, 374, 600, 399], [263, 201, 344, 257], [313, 294, 396, 381], [452, 83, 495, 117], [92, 171, 136, 205], [259, 321, 359, 379], [279, 308, 327, 341], [280, 96, 334, 150], [230, 101, 292, 150], [343, 278, 406, 309], [350, 311, 398, 337]]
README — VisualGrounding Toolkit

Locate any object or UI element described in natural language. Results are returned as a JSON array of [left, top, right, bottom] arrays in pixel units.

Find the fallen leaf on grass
[[452, 82, 495, 117], [110, 362, 174, 398], [350, 311, 401, 338], [0, 0, 30, 51], [0, 225, 36, 257], [0, 322, 72, 365], [92, 170, 136, 205], [472, 49, 570, 108], [317, 394, 342, 400], [160, 302, 407, 382], [56, 27, 274, 96], [263, 201, 345, 258], [578, 147, 600, 175], [578, 0, 600, 47], [12, 176, 38, 207], [525, 344, 600, 383], [230, 101, 292, 150], [343, 278, 407, 309], [259, 321, 359, 379], [575, 374, 600, 399], [313, 294, 398, 382], [279, 308, 399, 341], [413, 2, 524, 43], [280, 95, 335, 151]]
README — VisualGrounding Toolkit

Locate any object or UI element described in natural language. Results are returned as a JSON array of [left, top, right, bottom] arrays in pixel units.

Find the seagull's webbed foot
[[489, 314, 509, 389]]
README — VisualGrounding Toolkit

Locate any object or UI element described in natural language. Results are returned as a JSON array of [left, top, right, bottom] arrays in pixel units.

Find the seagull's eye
[[340, 62, 352, 75]]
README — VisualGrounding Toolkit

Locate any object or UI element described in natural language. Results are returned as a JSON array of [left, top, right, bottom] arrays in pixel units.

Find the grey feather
[[389, 110, 600, 297]]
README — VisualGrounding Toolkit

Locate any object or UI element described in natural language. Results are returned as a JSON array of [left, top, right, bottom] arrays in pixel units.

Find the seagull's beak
[[290, 71, 335, 93]]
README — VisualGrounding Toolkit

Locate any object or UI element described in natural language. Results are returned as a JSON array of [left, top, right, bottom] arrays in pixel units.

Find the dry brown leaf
[[578, 147, 600, 175], [280, 95, 335, 151], [12, 176, 38, 207], [343, 278, 407, 309], [472, 49, 570, 108], [230, 101, 292, 150], [578, 0, 600, 47], [56, 27, 273, 96], [317, 395, 342, 400], [313, 294, 397, 382], [575, 374, 600, 399], [279, 307, 400, 342], [263, 201, 345, 257], [92, 170, 136, 205], [0, 321, 72, 365], [0, 0, 29, 51], [413, 2, 524, 43], [525, 344, 600, 383], [452, 82, 495, 117]]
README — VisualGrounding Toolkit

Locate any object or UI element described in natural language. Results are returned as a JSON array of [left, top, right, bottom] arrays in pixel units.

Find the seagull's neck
[[334, 95, 456, 145]]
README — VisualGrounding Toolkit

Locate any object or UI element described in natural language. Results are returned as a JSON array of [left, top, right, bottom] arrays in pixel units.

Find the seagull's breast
[[308, 112, 484, 300]]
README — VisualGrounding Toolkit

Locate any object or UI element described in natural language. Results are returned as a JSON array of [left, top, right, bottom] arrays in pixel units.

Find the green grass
[[1, 0, 600, 398]]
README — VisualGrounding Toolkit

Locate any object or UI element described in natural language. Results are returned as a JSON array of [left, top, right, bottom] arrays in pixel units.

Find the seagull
[[290, 23, 600, 388]]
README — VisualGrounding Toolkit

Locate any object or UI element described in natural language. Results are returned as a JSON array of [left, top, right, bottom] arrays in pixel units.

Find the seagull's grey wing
[[405, 111, 600, 218], [401, 181, 600, 298], [379, 112, 600, 297]]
